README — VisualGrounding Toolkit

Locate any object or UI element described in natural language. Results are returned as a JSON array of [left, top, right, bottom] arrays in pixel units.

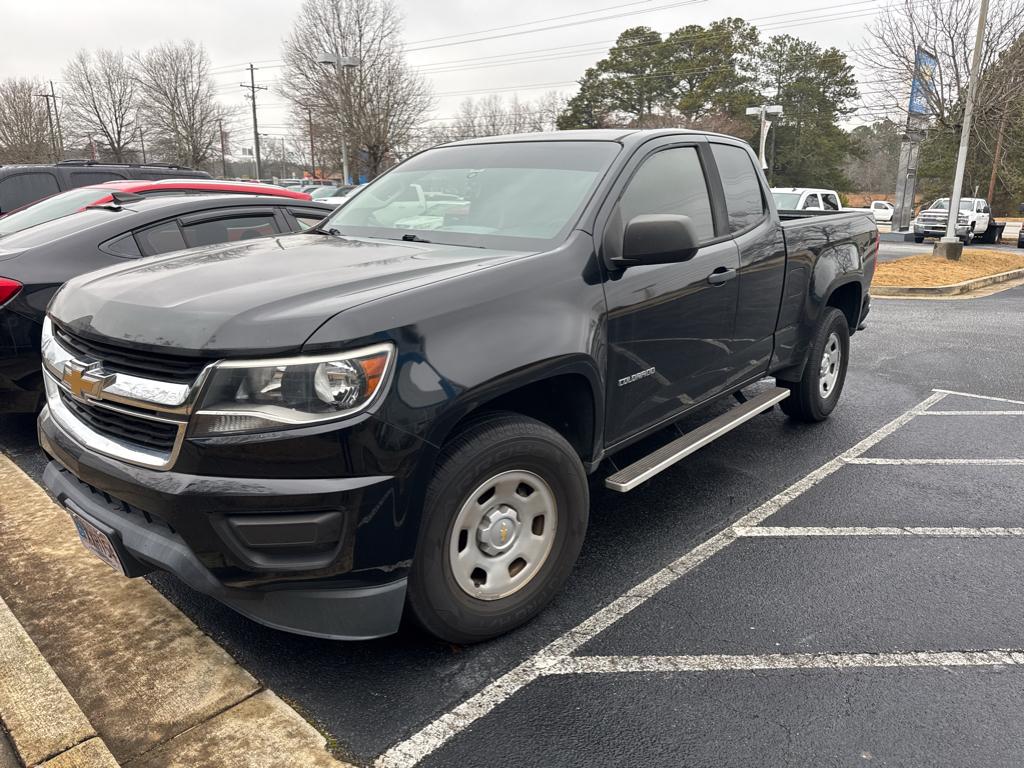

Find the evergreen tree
[[758, 35, 859, 189]]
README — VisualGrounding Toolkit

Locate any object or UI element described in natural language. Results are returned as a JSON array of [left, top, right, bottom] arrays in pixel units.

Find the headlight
[[190, 343, 394, 436]]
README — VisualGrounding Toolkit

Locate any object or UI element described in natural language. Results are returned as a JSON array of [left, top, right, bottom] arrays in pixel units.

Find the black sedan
[[0, 194, 333, 413]]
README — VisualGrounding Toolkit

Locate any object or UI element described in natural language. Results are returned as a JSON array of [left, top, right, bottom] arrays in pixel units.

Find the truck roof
[[445, 128, 744, 148]]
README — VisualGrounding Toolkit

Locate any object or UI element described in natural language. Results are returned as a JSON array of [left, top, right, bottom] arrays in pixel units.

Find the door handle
[[707, 267, 737, 286]]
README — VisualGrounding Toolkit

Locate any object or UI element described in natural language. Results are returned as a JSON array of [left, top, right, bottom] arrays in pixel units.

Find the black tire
[[407, 412, 589, 643], [778, 307, 850, 423], [913, 235, 924, 243]]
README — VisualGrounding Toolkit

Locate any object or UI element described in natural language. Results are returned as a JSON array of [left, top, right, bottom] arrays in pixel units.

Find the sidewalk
[[0, 453, 352, 768]]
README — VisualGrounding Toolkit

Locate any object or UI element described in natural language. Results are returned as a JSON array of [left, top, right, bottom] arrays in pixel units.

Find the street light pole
[[938, 0, 989, 259], [745, 104, 783, 174], [317, 53, 359, 184]]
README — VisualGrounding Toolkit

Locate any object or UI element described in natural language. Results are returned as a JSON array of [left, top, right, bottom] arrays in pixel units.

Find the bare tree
[[281, 0, 432, 179], [859, 0, 1024, 126], [133, 40, 230, 168], [0, 78, 53, 163], [62, 49, 138, 162]]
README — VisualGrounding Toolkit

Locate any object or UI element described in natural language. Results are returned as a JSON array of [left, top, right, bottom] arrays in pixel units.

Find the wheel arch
[[425, 355, 604, 465]]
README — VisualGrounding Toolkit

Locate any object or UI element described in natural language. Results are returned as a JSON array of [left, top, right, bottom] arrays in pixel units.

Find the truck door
[[601, 141, 741, 444], [708, 142, 786, 385]]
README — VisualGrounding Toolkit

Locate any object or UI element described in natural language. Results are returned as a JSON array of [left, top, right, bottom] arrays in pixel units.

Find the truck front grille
[[54, 325, 210, 385], [58, 390, 180, 453]]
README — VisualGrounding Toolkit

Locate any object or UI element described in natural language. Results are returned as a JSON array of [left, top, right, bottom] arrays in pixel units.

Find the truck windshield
[[928, 199, 972, 211], [322, 141, 619, 250], [771, 192, 802, 209]]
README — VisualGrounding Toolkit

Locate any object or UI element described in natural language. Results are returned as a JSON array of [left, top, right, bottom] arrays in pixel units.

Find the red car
[[0, 179, 312, 238]]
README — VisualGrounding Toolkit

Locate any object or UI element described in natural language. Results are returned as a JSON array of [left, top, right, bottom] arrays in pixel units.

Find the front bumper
[[913, 221, 968, 237], [38, 405, 408, 640]]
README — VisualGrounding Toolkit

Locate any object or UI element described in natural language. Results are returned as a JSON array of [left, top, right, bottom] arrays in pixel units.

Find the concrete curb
[[0, 596, 119, 768], [873, 267, 1024, 297]]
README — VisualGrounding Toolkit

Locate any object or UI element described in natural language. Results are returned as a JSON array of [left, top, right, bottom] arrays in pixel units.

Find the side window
[[618, 146, 715, 242], [69, 171, 126, 187], [801, 194, 821, 210], [101, 233, 142, 258], [822, 194, 840, 211], [0, 172, 60, 213], [291, 211, 327, 231], [135, 220, 187, 255], [710, 144, 766, 233], [181, 214, 281, 247], [872, 202, 883, 210]]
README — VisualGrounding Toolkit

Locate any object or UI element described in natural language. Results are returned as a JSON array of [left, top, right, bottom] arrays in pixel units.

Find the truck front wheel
[[778, 307, 850, 422], [407, 413, 589, 643]]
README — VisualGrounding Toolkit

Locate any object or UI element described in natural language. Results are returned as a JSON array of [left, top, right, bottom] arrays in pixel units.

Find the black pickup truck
[[37, 130, 876, 643]]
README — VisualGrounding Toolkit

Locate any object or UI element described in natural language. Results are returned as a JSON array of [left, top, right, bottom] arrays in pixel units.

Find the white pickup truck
[[771, 187, 843, 212], [912, 197, 994, 244], [772, 189, 897, 224]]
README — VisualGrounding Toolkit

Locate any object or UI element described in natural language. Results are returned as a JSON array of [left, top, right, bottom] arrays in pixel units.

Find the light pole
[[745, 105, 783, 178], [317, 52, 359, 184]]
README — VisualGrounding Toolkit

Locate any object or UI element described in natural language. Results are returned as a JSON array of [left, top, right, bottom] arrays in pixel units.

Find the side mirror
[[983, 205, 991, 213], [615, 214, 700, 267]]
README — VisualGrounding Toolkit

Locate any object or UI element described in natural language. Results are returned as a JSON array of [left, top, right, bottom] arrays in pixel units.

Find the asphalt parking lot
[[2, 272, 1023, 766]]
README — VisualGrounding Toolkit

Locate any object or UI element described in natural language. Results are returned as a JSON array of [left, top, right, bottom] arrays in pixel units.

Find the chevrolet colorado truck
[[37, 130, 877, 643]]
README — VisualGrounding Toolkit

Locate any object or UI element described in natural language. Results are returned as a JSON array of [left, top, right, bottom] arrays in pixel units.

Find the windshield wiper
[[401, 233, 431, 243]]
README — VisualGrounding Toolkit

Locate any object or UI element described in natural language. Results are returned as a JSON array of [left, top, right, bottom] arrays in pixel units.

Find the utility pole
[[218, 119, 228, 178], [938, 0, 989, 259], [37, 92, 58, 161], [307, 106, 316, 179], [986, 107, 1007, 203], [49, 81, 64, 160], [240, 64, 267, 180], [139, 127, 147, 164]]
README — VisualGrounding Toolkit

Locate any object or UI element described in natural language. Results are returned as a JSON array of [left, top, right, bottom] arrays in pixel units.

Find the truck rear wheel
[[778, 307, 850, 423], [407, 413, 588, 643]]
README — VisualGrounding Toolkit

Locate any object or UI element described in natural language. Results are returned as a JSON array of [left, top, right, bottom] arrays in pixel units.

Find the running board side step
[[605, 387, 790, 492]]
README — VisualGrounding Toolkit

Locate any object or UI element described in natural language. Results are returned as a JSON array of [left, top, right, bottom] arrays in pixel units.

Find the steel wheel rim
[[818, 332, 841, 399], [448, 470, 558, 601]]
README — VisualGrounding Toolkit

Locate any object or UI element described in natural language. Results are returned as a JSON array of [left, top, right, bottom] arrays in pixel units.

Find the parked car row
[[0, 160, 210, 215], [0, 192, 333, 412]]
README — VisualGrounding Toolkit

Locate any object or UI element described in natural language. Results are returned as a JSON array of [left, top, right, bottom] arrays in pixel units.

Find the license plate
[[70, 512, 125, 575]]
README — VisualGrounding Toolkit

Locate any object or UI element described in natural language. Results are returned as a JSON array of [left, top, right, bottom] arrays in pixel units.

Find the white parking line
[[920, 411, 1024, 416], [736, 526, 1024, 537], [932, 389, 1024, 406], [847, 458, 1024, 465], [374, 391, 949, 768], [551, 650, 1024, 674]]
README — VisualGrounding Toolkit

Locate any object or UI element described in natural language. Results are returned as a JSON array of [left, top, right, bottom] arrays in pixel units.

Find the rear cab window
[[801, 193, 822, 210], [710, 144, 766, 233]]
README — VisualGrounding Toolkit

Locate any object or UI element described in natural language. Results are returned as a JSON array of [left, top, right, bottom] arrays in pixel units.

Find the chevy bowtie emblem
[[500, 523, 509, 544], [62, 360, 114, 399]]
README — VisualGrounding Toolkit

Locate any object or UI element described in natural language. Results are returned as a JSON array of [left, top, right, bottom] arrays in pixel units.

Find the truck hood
[[49, 233, 529, 354]]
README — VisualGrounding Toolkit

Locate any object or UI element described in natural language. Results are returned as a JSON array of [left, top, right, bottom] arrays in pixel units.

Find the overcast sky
[[1, 0, 883, 150]]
